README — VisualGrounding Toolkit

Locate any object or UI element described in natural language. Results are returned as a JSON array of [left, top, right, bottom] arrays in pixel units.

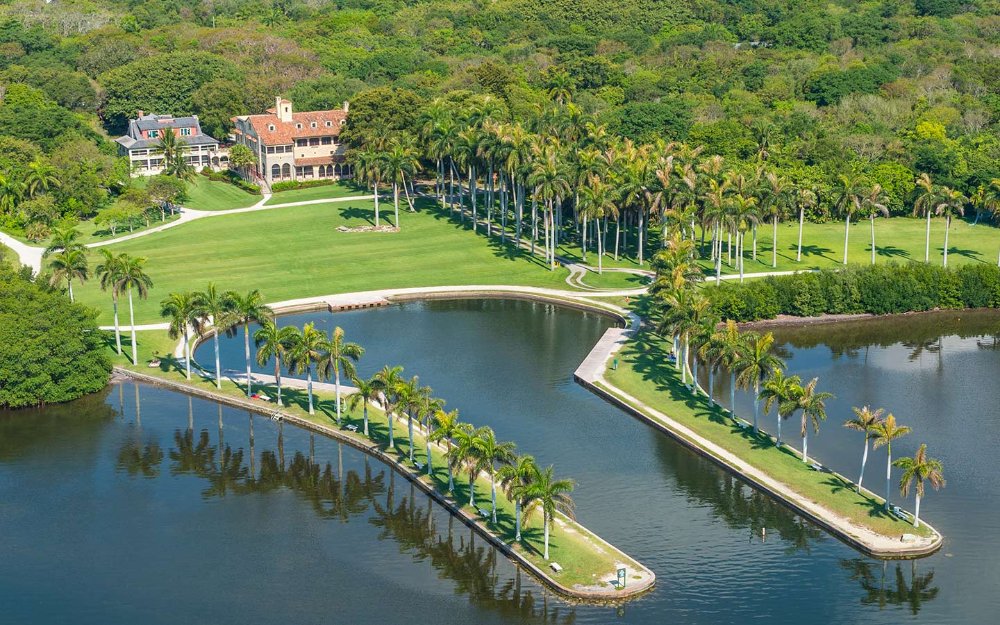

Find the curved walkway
[[1, 192, 377, 271]]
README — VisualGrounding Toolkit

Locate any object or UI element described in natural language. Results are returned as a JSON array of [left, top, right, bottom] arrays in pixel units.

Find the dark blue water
[[3, 301, 998, 623]]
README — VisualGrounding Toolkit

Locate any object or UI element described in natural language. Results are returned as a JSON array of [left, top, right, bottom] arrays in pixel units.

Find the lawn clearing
[[182, 176, 260, 211], [74, 198, 574, 324], [603, 331, 932, 540]]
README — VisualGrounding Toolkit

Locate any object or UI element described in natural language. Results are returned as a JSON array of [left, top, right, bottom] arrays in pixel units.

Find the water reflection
[[653, 435, 825, 553], [114, 404, 577, 623], [841, 558, 939, 615]]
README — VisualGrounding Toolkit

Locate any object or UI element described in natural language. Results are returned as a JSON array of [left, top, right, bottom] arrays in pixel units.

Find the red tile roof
[[243, 109, 347, 145]]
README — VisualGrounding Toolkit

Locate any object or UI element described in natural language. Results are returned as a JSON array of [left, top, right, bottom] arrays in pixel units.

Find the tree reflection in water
[[154, 411, 576, 623], [841, 558, 939, 615]]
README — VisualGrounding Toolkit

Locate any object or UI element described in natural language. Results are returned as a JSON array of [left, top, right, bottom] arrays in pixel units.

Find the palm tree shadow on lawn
[[875, 245, 910, 259], [796, 244, 836, 263], [939, 246, 984, 262], [338, 206, 376, 226]]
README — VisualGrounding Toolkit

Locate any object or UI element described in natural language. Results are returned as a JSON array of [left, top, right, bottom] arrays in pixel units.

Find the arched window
[[271, 164, 280, 178], [282, 163, 291, 179]]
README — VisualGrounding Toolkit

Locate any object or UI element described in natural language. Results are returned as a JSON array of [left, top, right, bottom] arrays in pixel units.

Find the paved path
[[0, 230, 44, 273]]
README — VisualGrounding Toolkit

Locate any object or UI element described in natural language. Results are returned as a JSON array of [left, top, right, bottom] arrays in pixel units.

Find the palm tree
[[789, 377, 834, 465], [578, 175, 616, 274], [734, 331, 785, 433], [158, 128, 193, 179], [372, 365, 404, 449], [795, 188, 817, 262], [96, 250, 126, 356], [449, 423, 482, 508], [24, 159, 60, 198], [913, 173, 939, 263], [834, 173, 866, 265], [160, 291, 199, 380], [254, 320, 298, 407], [318, 326, 364, 425], [872, 413, 912, 510], [760, 172, 792, 268], [473, 427, 516, 523], [117, 254, 153, 365], [521, 464, 575, 561], [859, 184, 889, 264], [347, 375, 378, 437], [758, 367, 802, 446], [894, 444, 945, 529], [192, 283, 232, 389], [714, 320, 744, 414], [287, 322, 326, 415], [351, 147, 386, 226], [498, 453, 538, 542], [430, 409, 461, 493], [43, 225, 81, 256], [383, 138, 420, 226], [844, 406, 885, 493], [935, 187, 966, 267], [528, 143, 571, 270], [47, 247, 88, 303], [224, 289, 273, 398]]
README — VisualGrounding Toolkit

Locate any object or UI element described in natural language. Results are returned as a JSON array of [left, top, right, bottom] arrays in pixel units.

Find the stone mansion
[[232, 97, 352, 188], [115, 113, 225, 176]]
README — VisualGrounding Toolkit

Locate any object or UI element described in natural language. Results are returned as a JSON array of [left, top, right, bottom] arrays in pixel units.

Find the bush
[[270, 179, 337, 193], [0, 268, 111, 408], [706, 263, 1000, 322], [199, 168, 261, 195]]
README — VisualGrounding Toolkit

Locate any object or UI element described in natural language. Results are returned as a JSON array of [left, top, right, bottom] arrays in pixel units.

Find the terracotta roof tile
[[243, 109, 347, 145]]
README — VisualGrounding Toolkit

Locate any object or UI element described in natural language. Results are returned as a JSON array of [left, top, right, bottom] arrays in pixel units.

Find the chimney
[[343, 101, 350, 113], [137, 110, 145, 117], [276, 96, 293, 123]]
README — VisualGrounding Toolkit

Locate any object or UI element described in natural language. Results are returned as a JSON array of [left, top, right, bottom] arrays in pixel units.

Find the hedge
[[270, 179, 338, 193], [706, 263, 1000, 322], [199, 168, 261, 195]]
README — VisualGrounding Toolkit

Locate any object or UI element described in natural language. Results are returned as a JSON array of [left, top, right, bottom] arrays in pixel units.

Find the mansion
[[115, 113, 225, 176], [232, 97, 352, 188]]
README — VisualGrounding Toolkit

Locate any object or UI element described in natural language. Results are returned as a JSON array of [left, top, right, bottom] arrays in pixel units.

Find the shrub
[[270, 179, 337, 193], [705, 263, 1000, 322], [199, 168, 261, 195]]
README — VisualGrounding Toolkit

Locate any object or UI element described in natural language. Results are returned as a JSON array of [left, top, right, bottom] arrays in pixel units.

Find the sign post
[[617, 567, 626, 588]]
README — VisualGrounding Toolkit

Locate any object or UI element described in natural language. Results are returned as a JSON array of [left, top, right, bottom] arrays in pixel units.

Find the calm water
[[3, 301, 999, 624]]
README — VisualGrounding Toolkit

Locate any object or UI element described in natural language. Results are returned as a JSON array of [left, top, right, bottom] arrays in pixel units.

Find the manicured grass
[[264, 181, 370, 205], [579, 270, 650, 290], [555, 217, 1000, 275], [116, 329, 640, 591], [182, 176, 260, 211], [73, 212, 181, 245], [74, 198, 574, 324], [603, 331, 932, 539]]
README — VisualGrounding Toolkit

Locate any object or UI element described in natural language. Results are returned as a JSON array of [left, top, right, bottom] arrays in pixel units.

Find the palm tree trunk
[[776, 411, 782, 446], [858, 437, 869, 493], [335, 368, 342, 425], [884, 445, 892, 510], [753, 378, 760, 432], [306, 364, 314, 415], [388, 408, 394, 448], [843, 215, 850, 264], [913, 493, 921, 528], [274, 356, 283, 406], [447, 445, 454, 492], [752, 225, 757, 260], [870, 214, 876, 265], [596, 220, 603, 274], [772, 215, 778, 268], [614, 219, 620, 261], [67, 278, 74, 303], [491, 475, 498, 523], [212, 331, 221, 389], [408, 413, 414, 462], [638, 208, 644, 265], [112, 293, 122, 355], [393, 183, 400, 227], [515, 500, 522, 541], [543, 514, 551, 560], [470, 167, 477, 231], [925, 212, 931, 262], [128, 288, 138, 365], [802, 429, 809, 464], [243, 322, 252, 397], [373, 182, 381, 227], [468, 471, 475, 507], [738, 232, 745, 283], [184, 326, 191, 380], [531, 195, 538, 255], [449, 161, 456, 216], [362, 402, 368, 436], [730, 372, 736, 414], [943, 216, 950, 267], [582, 215, 588, 261], [708, 367, 715, 404], [797, 207, 804, 262], [425, 425, 432, 476]]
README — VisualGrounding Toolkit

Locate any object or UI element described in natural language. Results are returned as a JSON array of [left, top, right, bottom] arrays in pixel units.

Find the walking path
[[1, 192, 377, 271]]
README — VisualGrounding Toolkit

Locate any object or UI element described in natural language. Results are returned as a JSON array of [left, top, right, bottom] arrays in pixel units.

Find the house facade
[[231, 97, 351, 188], [115, 113, 225, 176]]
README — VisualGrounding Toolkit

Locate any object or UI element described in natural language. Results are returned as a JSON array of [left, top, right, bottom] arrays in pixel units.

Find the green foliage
[[707, 263, 1000, 322], [804, 63, 900, 107], [270, 179, 338, 193], [607, 99, 692, 142], [100, 52, 242, 131], [0, 268, 111, 408], [199, 170, 261, 195]]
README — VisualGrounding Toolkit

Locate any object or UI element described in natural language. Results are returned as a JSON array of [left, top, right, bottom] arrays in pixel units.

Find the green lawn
[[579, 269, 650, 290], [264, 181, 370, 205], [603, 331, 932, 540], [75, 198, 574, 325], [116, 328, 645, 591], [74, 212, 181, 245], [182, 176, 261, 211], [554, 217, 1000, 275]]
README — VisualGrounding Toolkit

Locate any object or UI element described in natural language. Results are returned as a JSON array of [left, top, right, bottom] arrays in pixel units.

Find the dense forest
[[1, 0, 999, 230]]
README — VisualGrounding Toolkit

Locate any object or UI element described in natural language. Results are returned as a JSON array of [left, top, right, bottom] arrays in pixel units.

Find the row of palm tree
[[653, 232, 945, 528], [394, 96, 1000, 277]]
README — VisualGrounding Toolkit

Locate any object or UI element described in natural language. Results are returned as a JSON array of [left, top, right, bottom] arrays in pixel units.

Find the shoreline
[[114, 366, 657, 603], [736, 307, 1000, 331]]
